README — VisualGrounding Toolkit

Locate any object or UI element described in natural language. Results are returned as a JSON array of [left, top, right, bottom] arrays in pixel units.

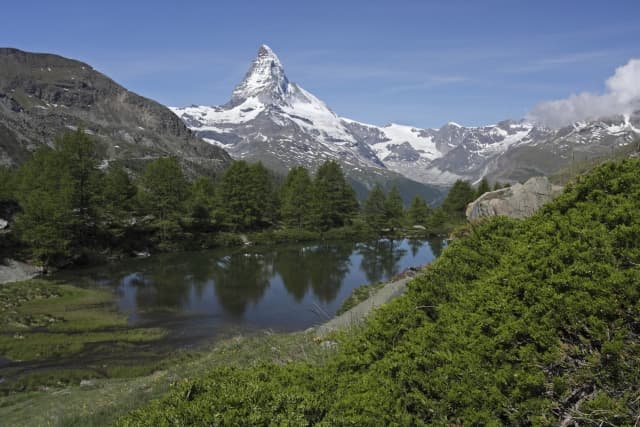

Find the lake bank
[[0, 259, 431, 426], [0, 239, 441, 394]]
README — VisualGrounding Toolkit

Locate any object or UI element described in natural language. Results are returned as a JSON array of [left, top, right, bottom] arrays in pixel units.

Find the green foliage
[[101, 164, 137, 241], [384, 186, 404, 230], [216, 161, 278, 231], [475, 177, 491, 198], [280, 166, 313, 228], [309, 160, 358, 231], [13, 130, 105, 266], [8, 133, 399, 259], [121, 159, 640, 426], [441, 179, 475, 217], [186, 176, 217, 230], [406, 195, 432, 226], [363, 185, 405, 232], [14, 147, 75, 267], [0, 166, 16, 201], [493, 181, 508, 191], [138, 157, 188, 245], [362, 183, 386, 230], [53, 129, 103, 242]]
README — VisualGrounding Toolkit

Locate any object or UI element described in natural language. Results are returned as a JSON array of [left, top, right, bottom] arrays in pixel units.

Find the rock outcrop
[[466, 176, 563, 221], [0, 48, 231, 176], [0, 258, 40, 284]]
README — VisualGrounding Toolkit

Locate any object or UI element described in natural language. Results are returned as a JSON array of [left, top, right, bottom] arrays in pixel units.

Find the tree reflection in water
[[211, 252, 275, 316], [357, 239, 406, 284], [54, 239, 440, 327]]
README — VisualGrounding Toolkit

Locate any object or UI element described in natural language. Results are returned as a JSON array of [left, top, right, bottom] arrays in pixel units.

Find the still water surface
[[58, 239, 444, 342]]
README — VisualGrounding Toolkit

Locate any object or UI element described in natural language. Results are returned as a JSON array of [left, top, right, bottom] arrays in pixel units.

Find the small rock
[[0, 219, 8, 229], [320, 340, 338, 350], [80, 379, 95, 387]]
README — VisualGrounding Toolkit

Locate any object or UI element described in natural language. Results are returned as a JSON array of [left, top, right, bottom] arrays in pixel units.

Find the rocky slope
[[351, 115, 640, 185], [172, 45, 640, 187], [0, 48, 231, 175], [171, 45, 444, 203]]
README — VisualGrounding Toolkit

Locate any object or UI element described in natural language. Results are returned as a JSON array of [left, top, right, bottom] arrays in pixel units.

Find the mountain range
[[0, 48, 231, 176], [0, 45, 638, 202], [172, 45, 640, 187]]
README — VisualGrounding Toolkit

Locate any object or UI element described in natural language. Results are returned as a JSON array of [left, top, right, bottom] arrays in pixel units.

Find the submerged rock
[[466, 176, 563, 221]]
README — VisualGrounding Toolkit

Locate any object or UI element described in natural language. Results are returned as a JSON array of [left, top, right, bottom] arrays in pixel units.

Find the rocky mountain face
[[0, 48, 231, 175], [173, 45, 640, 188], [350, 114, 640, 185], [170, 45, 444, 203]]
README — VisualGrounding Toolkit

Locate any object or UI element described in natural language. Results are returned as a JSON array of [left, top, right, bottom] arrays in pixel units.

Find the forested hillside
[[0, 130, 476, 269], [121, 159, 640, 425]]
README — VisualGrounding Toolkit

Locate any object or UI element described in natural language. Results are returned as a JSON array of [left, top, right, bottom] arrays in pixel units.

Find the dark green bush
[[120, 159, 640, 426]]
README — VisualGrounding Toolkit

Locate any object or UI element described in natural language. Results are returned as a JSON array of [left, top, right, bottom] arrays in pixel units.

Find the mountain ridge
[[172, 45, 640, 186], [171, 45, 444, 203], [0, 47, 232, 176]]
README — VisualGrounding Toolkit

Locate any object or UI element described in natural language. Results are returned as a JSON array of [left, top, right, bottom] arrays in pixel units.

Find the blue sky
[[3, 0, 639, 128]]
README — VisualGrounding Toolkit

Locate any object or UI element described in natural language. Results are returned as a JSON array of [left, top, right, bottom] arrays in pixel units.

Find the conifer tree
[[101, 164, 137, 240], [384, 186, 404, 230], [475, 178, 491, 199], [217, 161, 277, 230], [138, 157, 188, 243], [310, 161, 358, 231], [406, 196, 432, 226], [441, 179, 475, 218], [54, 129, 103, 245], [280, 166, 313, 228], [362, 184, 387, 230], [14, 147, 75, 268], [102, 164, 137, 221], [248, 162, 278, 228], [187, 176, 217, 230]]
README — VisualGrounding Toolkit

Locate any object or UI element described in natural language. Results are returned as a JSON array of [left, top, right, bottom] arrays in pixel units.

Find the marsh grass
[[0, 329, 339, 427]]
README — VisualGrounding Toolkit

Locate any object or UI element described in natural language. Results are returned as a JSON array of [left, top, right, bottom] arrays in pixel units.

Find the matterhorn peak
[[229, 44, 290, 107], [256, 44, 280, 64]]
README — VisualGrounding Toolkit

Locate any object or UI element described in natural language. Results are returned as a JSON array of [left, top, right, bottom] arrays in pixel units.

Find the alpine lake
[[0, 238, 443, 390]]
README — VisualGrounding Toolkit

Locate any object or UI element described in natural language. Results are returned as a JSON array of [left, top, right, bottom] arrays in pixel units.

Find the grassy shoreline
[[0, 279, 168, 395], [0, 255, 417, 425]]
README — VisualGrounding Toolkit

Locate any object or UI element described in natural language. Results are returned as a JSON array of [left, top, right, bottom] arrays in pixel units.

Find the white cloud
[[527, 59, 640, 128]]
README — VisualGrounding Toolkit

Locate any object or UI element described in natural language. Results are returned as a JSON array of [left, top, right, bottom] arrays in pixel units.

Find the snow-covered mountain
[[172, 45, 385, 176], [171, 45, 640, 188]]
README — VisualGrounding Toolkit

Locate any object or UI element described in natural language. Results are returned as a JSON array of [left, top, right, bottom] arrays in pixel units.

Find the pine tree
[[216, 161, 277, 231], [14, 147, 75, 268], [362, 184, 387, 231], [384, 186, 404, 230], [99, 163, 137, 243], [310, 161, 358, 231], [475, 178, 491, 199], [0, 167, 16, 202], [442, 179, 476, 218], [280, 166, 313, 228], [138, 157, 188, 243], [187, 176, 217, 230], [248, 162, 278, 228], [53, 129, 103, 245], [406, 196, 432, 226]]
